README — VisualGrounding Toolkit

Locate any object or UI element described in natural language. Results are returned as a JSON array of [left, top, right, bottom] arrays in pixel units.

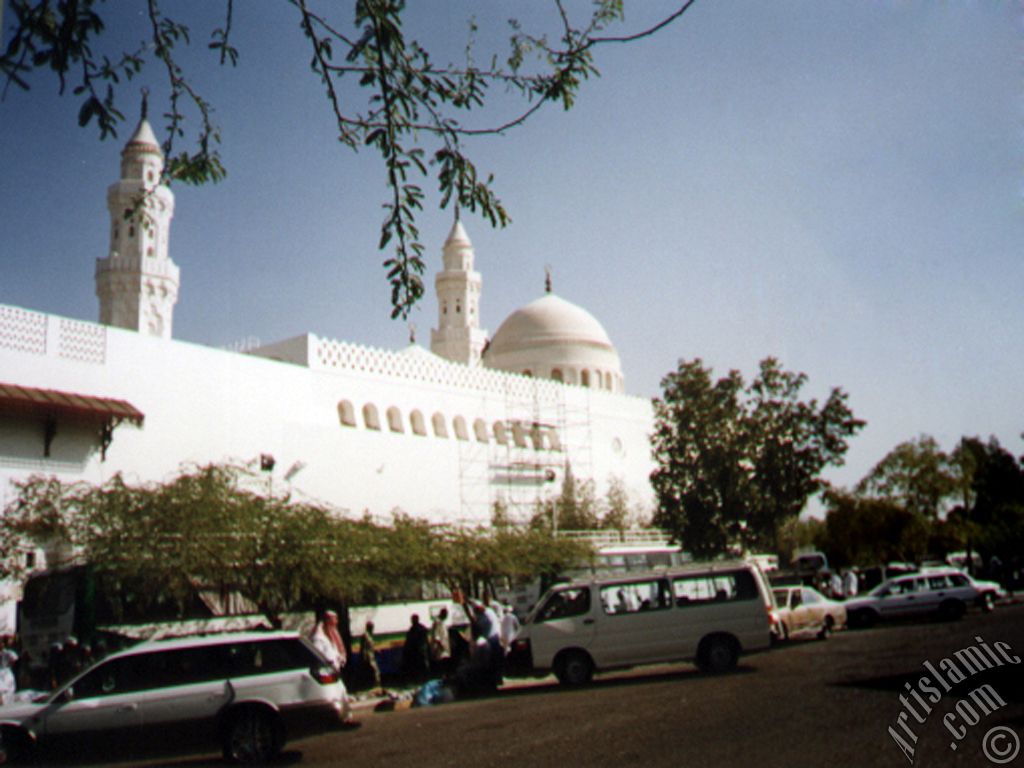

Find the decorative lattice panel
[[313, 336, 567, 400], [58, 318, 106, 365], [0, 306, 48, 355]]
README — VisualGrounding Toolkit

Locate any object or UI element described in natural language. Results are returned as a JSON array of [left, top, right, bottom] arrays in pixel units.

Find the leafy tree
[[957, 436, 1024, 568], [855, 434, 957, 519], [819, 490, 929, 568], [1, 0, 697, 318], [600, 475, 632, 533], [1, 464, 588, 618], [650, 357, 863, 558], [530, 463, 599, 532]]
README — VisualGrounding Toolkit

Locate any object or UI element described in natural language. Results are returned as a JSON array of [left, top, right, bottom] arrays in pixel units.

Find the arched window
[[387, 406, 404, 433], [605, 372, 613, 390], [581, 370, 591, 387], [474, 419, 489, 443], [363, 403, 381, 430], [337, 400, 357, 427], [432, 412, 449, 438], [522, 369, 533, 377], [493, 421, 508, 445], [551, 368, 564, 383], [410, 410, 427, 436], [547, 428, 562, 452], [453, 416, 469, 441], [511, 421, 528, 448], [530, 424, 546, 451]]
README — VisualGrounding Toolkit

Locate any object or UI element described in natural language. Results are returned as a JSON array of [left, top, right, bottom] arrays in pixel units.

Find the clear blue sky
[[2, 1, 1021, 497]]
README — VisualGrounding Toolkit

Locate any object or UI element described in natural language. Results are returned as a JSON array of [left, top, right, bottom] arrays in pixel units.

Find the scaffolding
[[457, 375, 595, 525]]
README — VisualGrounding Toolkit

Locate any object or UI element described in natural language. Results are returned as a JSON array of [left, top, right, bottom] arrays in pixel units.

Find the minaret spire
[[95, 91, 180, 339], [430, 219, 487, 365], [545, 264, 552, 294]]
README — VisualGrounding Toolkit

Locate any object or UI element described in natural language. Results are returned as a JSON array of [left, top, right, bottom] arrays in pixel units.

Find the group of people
[[825, 569, 860, 599], [309, 596, 522, 704]]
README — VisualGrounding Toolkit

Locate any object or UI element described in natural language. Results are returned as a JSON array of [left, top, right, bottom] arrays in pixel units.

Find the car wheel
[[938, 599, 966, 622], [818, 616, 834, 640], [554, 650, 594, 686], [850, 609, 875, 629], [0, 726, 33, 765], [222, 707, 283, 765], [697, 635, 738, 674]]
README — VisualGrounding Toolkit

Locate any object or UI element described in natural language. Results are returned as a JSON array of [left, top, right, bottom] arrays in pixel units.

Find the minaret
[[430, 218, 487, 365], [95, 93, 179, 339]]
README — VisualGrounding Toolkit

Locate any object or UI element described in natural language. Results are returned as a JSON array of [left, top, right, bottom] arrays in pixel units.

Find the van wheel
[[554, 650, 594, 686], [697, 635, 738, 674], [222, 707, 283, 764]]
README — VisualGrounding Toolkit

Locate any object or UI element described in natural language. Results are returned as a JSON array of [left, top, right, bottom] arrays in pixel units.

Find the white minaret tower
[[96, 94, 179, 339], [430, 218, 487, 365]]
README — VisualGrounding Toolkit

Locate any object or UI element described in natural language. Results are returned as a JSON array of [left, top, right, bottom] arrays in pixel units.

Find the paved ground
[[74, 602, 1024, 768]]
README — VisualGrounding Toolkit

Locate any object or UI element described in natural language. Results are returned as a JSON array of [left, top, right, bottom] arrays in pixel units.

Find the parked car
[[508, 560, 774, 685], [844, 568, 993, 628], [772, 586, 847, 641], [0, 630, 351, 764]]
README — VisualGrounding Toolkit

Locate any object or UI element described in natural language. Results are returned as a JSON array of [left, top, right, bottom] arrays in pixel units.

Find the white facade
[[0, 306, 653, 524], [0, 121, 655, 530]]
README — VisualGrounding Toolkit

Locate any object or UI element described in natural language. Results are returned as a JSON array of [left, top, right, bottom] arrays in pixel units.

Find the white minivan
[[509, 561, 774, 685]]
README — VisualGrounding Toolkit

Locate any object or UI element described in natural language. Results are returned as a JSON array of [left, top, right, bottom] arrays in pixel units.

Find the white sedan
[[772, 585, 847, 641]]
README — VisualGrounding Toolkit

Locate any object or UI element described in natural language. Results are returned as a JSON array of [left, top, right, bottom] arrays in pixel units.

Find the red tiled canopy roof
[[0, 383, 144, 426]]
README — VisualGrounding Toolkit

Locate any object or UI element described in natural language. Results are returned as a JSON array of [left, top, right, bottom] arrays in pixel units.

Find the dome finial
[[408, 322, 417, 344], [141, 87, 149, 121], [544, 265, 552, 294]]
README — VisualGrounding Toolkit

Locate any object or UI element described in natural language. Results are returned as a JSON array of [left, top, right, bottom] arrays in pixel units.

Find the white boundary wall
[[0, 303, 655, 526]]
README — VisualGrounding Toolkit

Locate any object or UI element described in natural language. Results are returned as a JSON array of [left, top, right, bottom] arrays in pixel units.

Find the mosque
[[0, 111, 656, 538]]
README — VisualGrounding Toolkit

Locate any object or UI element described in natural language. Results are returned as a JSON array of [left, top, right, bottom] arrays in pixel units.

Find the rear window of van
[[672, 570, 758, 607]]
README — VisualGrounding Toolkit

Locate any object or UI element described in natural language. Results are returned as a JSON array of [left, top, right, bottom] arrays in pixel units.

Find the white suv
[[0, 630, 351, 764]]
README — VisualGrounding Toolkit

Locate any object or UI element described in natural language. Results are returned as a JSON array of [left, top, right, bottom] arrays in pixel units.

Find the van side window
[[537, 587, 590, 622], [601, 579, 670, 614], [672, 570, 758, 607], [949, 573, 969, 587]]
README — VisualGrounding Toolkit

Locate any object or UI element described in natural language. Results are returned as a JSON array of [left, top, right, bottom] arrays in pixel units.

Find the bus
[[17, 566, 266, 668]]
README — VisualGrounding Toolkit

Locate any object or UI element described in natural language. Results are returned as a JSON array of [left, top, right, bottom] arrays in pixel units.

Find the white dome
[[484, 294, 624, 392]]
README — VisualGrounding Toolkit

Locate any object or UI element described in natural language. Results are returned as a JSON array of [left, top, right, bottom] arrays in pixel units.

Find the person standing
[[429, 608, 452, 677], [361, 621, 382, 693], [843, 569, 859, 598], [401, 614, 430, 684], [310, 610, 347, 672], [499, 605, 520, 655]]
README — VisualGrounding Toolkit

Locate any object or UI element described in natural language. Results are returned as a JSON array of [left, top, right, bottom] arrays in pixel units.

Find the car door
[[785, 589, 810, 635], [528, 586, 596, 669], [134, 645, 233, 748], [877, 578, 917, 618], [39, 656, 144, 751], [591, 578, 673, 666], [799, 588, 827, 632]]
